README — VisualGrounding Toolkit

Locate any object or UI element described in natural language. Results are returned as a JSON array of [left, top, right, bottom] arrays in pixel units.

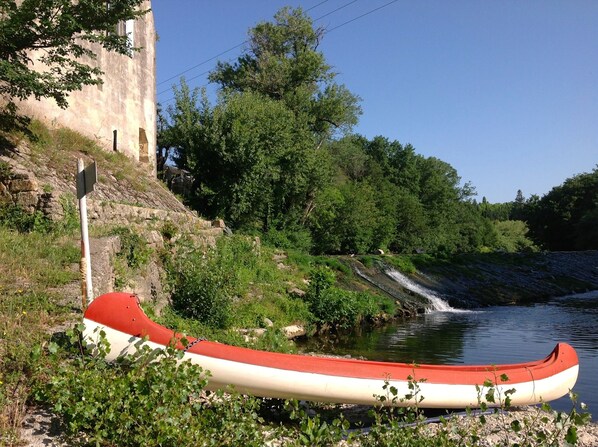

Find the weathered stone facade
[[11, 1, 157, 175]]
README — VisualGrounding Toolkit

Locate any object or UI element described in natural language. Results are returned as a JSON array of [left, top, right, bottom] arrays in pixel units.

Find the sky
[[152, 1, 598, 203]]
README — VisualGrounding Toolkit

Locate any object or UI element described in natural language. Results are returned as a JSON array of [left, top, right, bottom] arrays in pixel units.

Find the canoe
[[83, 292, 579, 409]]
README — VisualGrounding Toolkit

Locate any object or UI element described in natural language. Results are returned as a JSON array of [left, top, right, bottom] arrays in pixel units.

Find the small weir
[[384, 268, 457, 312]]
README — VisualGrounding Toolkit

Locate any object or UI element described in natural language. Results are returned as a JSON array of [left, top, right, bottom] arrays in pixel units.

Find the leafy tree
[[162, 7, 358, 233], [525, 167, 598, 250], [158, 80, 209, 172], [492, 220, 537, 252], [186, 90, 328, 231], [208, 6, 361, 141], [0, 0, 147, 108]]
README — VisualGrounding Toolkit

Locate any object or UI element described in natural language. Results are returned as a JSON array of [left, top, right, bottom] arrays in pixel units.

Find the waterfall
[[385, 268, 458, 312]]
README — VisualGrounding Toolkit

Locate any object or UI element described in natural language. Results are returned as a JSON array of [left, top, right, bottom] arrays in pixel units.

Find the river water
[[299, 276, 598, 413]]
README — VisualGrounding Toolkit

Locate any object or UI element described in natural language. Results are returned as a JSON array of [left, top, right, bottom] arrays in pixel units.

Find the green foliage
[[263, 225, 313, 253], [110, 227, 151, 269], [384, 255, 417, 274], [168, 244, 235, 329], [0, 215, 79, 290], [160, 220, 179, 240], [492, 219, 538, 253], [0, 0, 148, 109], [0, 160, 12, 178], [161, 7, 360, 234], [0, 194, 78, 236], [284, 400, 351, 446], [523, 167, 598, 250], [314, 256, 352, 276], [209, 6, 361, 139], [167, 235, 263, 329], [37, 326, 272, 447], [0, 204, 49, 233], [305, 266, 379, 328]]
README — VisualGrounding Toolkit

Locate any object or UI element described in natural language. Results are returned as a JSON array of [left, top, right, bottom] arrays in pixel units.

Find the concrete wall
[[13, 1, 157, 176]]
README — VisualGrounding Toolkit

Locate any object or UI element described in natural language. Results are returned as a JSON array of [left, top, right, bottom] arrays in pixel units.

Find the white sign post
[[76, 158, 97, 309]]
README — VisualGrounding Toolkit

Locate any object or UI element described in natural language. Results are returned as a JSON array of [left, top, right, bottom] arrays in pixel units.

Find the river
[[299, 271, 598, 413]]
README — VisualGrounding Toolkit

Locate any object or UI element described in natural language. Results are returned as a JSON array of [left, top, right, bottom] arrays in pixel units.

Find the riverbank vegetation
[[0, 202, 593, 445]]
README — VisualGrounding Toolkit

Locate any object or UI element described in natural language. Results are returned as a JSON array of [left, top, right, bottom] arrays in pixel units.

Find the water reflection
[[298, 291, 598, 412]]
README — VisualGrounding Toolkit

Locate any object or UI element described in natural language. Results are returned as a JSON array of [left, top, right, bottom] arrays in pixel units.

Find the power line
[[157, 41, 246, 87], [306, 0, 332, 12], [157, 0, 332, 88], [159, 0, 401, 105], [326, 0, 399, 33], [313, 0, 358, 22]]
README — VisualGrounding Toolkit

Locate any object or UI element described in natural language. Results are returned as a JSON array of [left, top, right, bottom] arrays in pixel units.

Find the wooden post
[[77, 158, 96, 309]]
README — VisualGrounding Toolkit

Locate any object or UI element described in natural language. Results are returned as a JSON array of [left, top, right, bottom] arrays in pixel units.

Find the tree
[[0, 0, 147, 109], [208, 6, 361, 141], [524, 167, 598, 250], [185, 90, 328, 231]]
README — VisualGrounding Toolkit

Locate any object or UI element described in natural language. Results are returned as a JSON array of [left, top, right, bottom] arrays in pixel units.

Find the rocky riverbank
[[352, 251, 598, 309], [414, 251, 598, 307]]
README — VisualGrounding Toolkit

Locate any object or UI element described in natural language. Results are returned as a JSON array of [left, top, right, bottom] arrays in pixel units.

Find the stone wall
[[9, 1, 157, 175]]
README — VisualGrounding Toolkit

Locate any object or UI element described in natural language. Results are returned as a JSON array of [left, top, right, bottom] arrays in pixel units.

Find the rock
[[287, 287, 306, 298], [282, 325, 306, 339], [277, 262, 289, 270], [263, 317, 274, 328], [145, 230, 164, 249], [9, 178, 38, 192]]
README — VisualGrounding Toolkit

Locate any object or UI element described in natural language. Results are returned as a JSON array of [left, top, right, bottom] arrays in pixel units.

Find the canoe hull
[[83, 293, 579, 408]]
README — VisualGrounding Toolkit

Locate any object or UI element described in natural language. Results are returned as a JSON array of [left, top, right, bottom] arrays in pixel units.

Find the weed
[[160, 220, 178, 240], [110, 226, 152, 269], [0, 160, 12, 179]]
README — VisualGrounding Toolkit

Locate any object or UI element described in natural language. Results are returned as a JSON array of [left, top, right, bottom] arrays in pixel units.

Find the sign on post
[[77, 159, 97, 310]]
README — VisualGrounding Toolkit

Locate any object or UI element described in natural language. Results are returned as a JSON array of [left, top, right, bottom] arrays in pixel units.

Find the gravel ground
[[20, 404, 596, 446]]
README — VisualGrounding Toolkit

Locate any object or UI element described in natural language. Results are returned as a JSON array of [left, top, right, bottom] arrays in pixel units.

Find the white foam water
[[385, 268, 460, 313]]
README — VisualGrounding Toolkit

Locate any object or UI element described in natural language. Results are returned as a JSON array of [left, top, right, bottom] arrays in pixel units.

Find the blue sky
[[153, 1, 597, 203]]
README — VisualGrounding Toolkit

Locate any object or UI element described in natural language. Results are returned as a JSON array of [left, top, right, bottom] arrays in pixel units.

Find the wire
[[306, 0, 332, 12], [326, 0, 398, 33], [159, 0, 401, 104], [157, 0, 332, 87], [313, 0, 359, 22], [157, 41, 246, 87]]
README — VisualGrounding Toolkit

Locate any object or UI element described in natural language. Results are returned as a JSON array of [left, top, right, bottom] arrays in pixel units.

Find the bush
[[305, 266, 380, 329], [263, 226, 313, 253], [168, 235, 261, 329], [384, 255, 417, 274], [37, 326, 271, 447], [170, 250, 234, 329]]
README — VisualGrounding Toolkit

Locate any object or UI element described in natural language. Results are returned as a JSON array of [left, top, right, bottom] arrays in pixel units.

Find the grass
[[0, 226, 79, 444], [0, 228, 79, 292], [6, 120, 153, 196]]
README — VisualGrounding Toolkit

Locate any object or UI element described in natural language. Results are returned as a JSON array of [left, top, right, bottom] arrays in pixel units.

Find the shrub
[[305, 266, 380, 328], [168, 236, 261, 329], [384, 255, 417, 274], [263, 226, 313, 253], [36, 326, 272, 447]]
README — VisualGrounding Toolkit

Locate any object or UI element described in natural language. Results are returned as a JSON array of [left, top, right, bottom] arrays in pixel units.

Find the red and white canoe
[[83, 292, 579, 409]]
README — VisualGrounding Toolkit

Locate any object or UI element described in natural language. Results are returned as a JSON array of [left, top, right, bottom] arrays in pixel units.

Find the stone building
[[13, 1, 157, 175]]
